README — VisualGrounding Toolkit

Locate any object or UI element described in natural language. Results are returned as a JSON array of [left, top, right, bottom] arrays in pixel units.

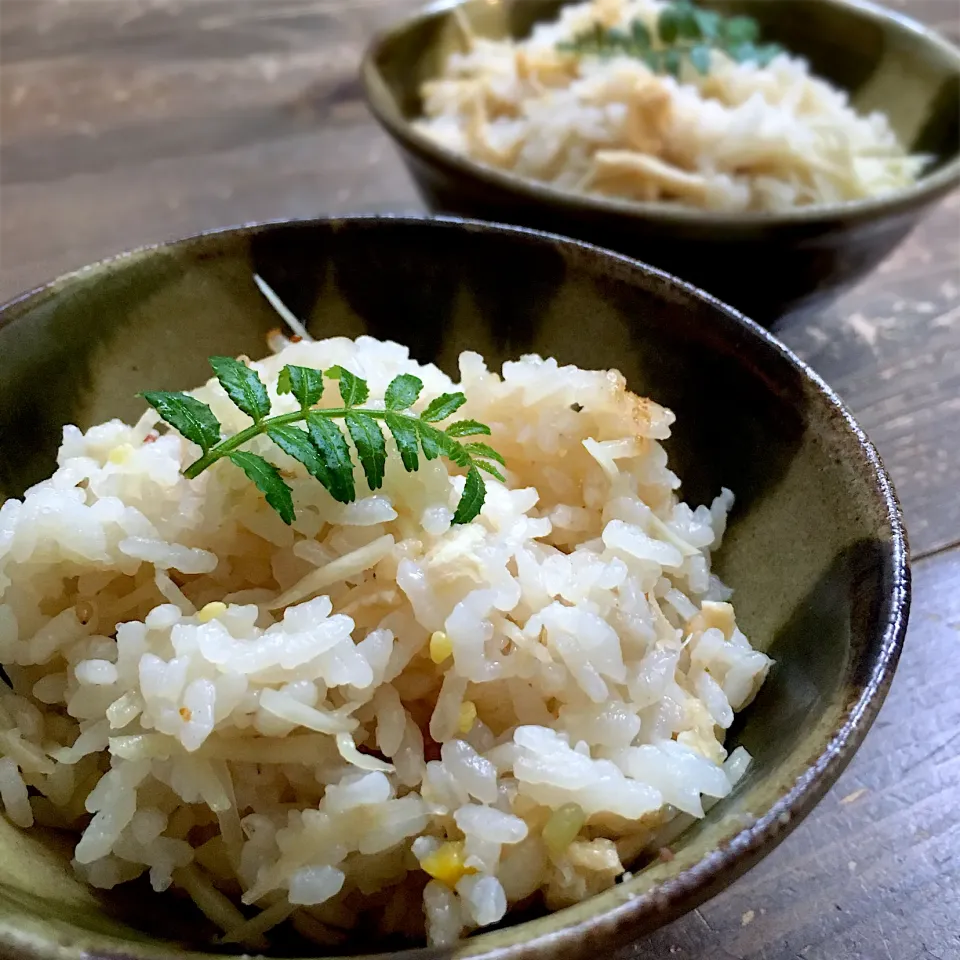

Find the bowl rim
[[0, 214, 911, 960], [361, 0, 960, 229]]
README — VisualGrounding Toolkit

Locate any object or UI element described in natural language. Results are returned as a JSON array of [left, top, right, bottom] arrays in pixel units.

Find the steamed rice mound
[[415, 0, 927, 212], [0, 335, 771, 948]]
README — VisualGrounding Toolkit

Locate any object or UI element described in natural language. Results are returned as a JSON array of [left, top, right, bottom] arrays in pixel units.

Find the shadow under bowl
[[0, 216, 909, 960], [362, 0, 960, 326]]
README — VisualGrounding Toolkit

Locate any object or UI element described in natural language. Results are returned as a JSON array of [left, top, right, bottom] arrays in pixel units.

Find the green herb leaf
[[588, 22, 606, 51], [658, 6, 680, 43], [421, 392, 467, 423], [557, 5, 773, 79], [689, 43, 712, 74], [452, 466, 486, 524], [754, 43, 783, 66], [141, 391, 222, 453], [306, 414, 356, 503], [474, 459, 507, 483], [663, 47, 683, 77], [605, 27, 630, 52], [209, 356, 271, 423], [463, 441, 506, 466], [631, 19, 651, 48], [156, 358, 505, 530], [445, 419, 492, 438], [266, 423, 325, 480], [446, 439, 471, 469], [693, 8, 722, 41], [726, 41, 780, 65], [384, 413, 420, 472], [325, 366, 369, 407], [228, 451, 295, 524], [344, 412, 387, 490], [384, 373, 424, 412], [278, 365, 324, 409], [722, 15, 760, 46], [674, 1, 701, 39], [416, 422, 449, 462]]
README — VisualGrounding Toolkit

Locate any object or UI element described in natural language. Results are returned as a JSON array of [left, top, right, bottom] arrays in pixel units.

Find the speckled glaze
[[0, 217, 909, 960], [361, 0, 960, 326]]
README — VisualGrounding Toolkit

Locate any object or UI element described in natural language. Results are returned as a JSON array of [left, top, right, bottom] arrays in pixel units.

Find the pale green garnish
[[558, 0, 783, 77]]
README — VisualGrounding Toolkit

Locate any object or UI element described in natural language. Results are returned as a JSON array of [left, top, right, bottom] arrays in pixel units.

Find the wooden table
[[1, 2, 959, 957]]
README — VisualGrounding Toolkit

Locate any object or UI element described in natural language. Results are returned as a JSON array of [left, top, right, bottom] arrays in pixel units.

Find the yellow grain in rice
[[429, 631, 453, 664], [420, 841, 476, 887]]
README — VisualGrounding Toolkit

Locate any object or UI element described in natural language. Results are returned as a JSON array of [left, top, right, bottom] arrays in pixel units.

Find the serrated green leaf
[[344, 412, 387, 490], [267, 423, 324, 479], [474, 459, 506, 483], [141, 391, 222, 453], [725, 41, 747, 62], [306, 414, 356, 503], [605, 27, 630, 51], [416, 422, 449, 462], [722, 14, 760, 46], [693, 8, 722, 41], [452, 466, 486, 524], [689, 43, 712, 74], [227, 451, 294, 524], [657, 6, 679, 43], [325, 366, 369, 407], [444, 419, 491, 438], [727, 40, 769, 64], [558, 6, 776, 78], [446, 439, 471, 469], [672, 1, 700, 39], [421, 392, 467, 423], [278, 365, 324, 409], [209, 356, 271, 423], [630, 19, 651, 48], [384, 373, 424, 412], [463, 442, 506, 466], [418, 423, 472, 467], [662, 48, 682, 77], [384, 413, 419, 472], [753, 43, 783, 66]]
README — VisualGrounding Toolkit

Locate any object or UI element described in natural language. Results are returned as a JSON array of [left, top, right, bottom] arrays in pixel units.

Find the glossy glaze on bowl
[[362, 0, 960, 325], [0, 217, 909, 960]]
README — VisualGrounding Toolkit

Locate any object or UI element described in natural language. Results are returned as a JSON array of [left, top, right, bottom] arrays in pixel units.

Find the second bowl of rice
[[362, 0, 960, 323]]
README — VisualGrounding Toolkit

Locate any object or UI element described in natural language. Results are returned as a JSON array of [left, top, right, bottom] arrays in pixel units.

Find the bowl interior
[[0, 219, 905, 959], [371, 0, 960, 183]]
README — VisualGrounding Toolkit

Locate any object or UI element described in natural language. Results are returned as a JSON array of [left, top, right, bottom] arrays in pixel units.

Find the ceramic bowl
[[361, 0, 960, 325], [0, 217, 909, 960]]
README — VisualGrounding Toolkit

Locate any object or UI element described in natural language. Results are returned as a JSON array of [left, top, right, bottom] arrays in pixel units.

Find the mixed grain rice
[[415, 0, 927, 212], [0, 335, 771, 947]]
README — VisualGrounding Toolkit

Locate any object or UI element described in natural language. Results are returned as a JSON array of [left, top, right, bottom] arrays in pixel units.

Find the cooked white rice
[[415, 0, 927, 211], [0, 334, 771, 947]]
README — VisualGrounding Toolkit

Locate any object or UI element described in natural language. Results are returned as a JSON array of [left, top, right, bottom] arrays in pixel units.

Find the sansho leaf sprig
[[141, 359, 505, 526], [557, 0, 783, 77]]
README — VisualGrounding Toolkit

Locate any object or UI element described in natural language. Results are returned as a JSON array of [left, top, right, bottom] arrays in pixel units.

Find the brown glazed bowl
[[0, 217, 909, 960], [361, 0, 960, 326]]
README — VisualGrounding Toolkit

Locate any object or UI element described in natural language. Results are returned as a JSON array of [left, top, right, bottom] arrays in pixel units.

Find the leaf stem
[[184, 407, 429, 479]]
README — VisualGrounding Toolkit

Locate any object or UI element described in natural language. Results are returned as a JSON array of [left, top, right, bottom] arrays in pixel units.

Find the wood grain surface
[[621, 548, 960, 960], [1, 1, 959, 957]]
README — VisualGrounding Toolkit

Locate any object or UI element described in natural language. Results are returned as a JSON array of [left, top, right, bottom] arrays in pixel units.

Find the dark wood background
[[1, 2, 959, 957]]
